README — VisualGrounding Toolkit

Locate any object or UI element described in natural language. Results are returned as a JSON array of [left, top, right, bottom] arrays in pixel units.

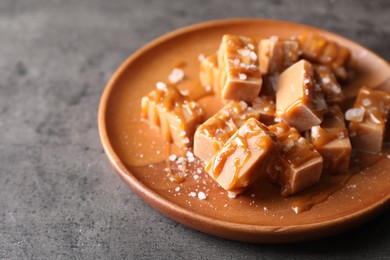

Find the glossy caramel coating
[[276, 60, 327, 132], [141, 83, 204, 148], [205, 118, 277, 194], [309, 105, 351, 174], [268, 122, 323, 196], [194, 101, 260, 163], [349, 87, 390, 153], [218, 34, 262, 102]]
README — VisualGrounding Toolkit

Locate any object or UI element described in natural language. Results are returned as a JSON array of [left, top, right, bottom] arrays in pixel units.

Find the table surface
[[1, 0, 389, 259]]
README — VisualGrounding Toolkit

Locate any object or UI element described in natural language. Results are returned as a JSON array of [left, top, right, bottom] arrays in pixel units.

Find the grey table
[[1, 0, 389, 259]]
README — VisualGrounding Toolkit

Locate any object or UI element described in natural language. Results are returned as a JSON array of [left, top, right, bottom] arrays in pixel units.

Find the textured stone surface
[[0, 0, 389, 259]]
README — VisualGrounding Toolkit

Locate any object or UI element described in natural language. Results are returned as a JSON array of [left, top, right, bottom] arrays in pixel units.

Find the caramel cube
[[199, 54, 219, 95], [218, 34, 262, 102], [252, 95, 276, 126], [314, 65, 345, 105], [348, 87, 390, 153], [276, 60, 327, 132], [141, 82, 204, 148], [300, 32, 350, 80], [309, 105, 351, 174], [268, 122, 323, 197], [258, 37, 301, 74], [205, 118, 277, 194], [194, 101, 260, 163]]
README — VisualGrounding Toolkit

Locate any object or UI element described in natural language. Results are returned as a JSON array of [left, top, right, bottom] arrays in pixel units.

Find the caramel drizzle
[[222, 35, 261, 80], [311, 127, 348, 149], [146, 84, 201, 130], [290, 150, 387, 213], [355, 87, 390, 125], [269, 123, 320, 168], [205, 120, 265, 179], [165, 142, 185, 184]]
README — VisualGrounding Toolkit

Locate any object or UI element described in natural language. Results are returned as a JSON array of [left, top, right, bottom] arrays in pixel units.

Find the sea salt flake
[[249, 51, 257, 61], [311, 126, 320, 138], [362, 98, 372, 107], [169, 154, 177, 161], [227, 191, 237, 199], [156, 81, 167, 90], [175, 187, 181, 192], [345, 108, 365, 122], [237, 49, 250, 57], [189, 192, 196, 197], [198, 192, 207, 200], [168, 68, 185, 84], [238, 73, 247, 80], [322, 77, 331, 84]]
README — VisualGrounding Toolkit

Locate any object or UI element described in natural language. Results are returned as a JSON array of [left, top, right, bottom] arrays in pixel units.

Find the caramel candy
[[276, 60, 327, 132], [199, 54, 219, 94], [205, 118, 277, 194], [259, 37, 301, 74], [300, 32, 350, 80], [194, 101, 260, 163], [218, 34, 262, 102], [268, 122, 323, 197], [314, 65, 345, 105], [348, 87, 390, 153], [252, 95, 276, 126], [309, 105, 351, 174], [141, 82, 204, 148]]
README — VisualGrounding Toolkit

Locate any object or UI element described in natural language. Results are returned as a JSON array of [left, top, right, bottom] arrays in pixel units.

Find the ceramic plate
[[98, 19, 390, 243]]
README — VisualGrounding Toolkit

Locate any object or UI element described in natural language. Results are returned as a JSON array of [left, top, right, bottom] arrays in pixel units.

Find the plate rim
[[98, 18, 390, 243]]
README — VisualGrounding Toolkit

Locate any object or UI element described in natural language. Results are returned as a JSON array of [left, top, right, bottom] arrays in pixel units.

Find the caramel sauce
[[311, 127, 348, 149], [199, 101, 258, 141], [205, 142, 237, 179], [269, 122, 320, 168], [229, 152, 252, 190], [147, 84, 203, 130], [221, 35, 261, 80], [291, 149, 388, 213], [206, 119, 268, 180], [164, 142, 185, 184]]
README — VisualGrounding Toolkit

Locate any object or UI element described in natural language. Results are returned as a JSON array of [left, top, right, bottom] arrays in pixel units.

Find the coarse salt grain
[[311, 126, 320, 138], [175, 187, 181, 192], [227, 191, 237, 199], [156, 81, 167, 90], [189, 192, 196, 197], [237, 49, 250, 57], [193, 175, 199, 180], [322, 77, 331, 84], [345, 108, 365, 122], [362, 98, 372, 107], [198, 192, 207, 200], [169, 154, 177, 161], [238, 73, 247, 80], [249, 51, 257, 61], [168, 68, 185, 84]]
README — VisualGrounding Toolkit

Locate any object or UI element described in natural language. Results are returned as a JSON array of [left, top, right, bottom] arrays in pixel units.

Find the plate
[[98, 19, 390, 243]]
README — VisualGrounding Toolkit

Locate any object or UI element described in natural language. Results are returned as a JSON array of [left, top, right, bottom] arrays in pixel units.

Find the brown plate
[[98, 19, 390, 243]]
